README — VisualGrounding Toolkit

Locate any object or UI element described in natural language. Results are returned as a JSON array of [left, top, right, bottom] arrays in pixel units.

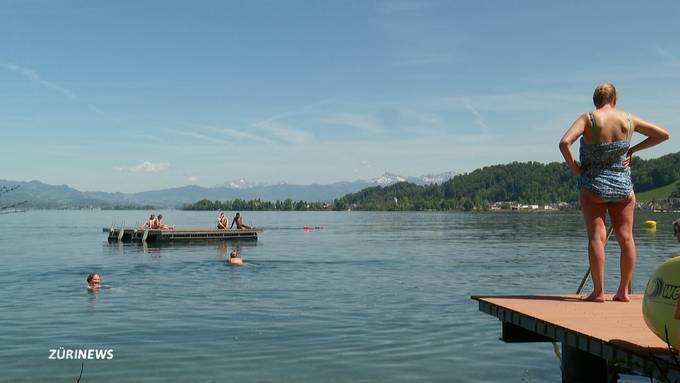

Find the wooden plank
[[472, 294, 680, 380], [106, 227, 258, 242]]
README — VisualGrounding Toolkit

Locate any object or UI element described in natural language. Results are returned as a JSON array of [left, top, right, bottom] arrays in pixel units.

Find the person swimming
[[86, 272, 101, 290], [228, 250, 243, 265]]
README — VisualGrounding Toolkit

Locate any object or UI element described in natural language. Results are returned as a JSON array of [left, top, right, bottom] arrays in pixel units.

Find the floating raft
[[105, 227, 257, 242], [472, 294, 680, 382]]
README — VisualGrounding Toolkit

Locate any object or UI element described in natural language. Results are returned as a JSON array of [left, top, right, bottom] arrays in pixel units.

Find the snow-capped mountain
[[0, 171, 456, 208], [369, 171, 455, 186], [370, 172, 408, 186], [221, 178, 282, 189]]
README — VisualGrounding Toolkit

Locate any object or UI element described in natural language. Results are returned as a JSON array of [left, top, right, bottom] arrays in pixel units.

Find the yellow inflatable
[[644, 220, 657, 230], [643, 256, 680, 349]]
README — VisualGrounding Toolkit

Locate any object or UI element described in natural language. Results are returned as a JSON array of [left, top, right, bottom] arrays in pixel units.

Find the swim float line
[[642, 256, 680, 349]]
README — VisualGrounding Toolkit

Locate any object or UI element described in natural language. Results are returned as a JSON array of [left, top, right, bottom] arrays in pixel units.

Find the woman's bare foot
[[612, 294, 630, 302], [582, 292, 605, 302]]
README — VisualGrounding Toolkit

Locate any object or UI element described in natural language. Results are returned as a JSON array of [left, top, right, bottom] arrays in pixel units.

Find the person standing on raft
[[559, 83, 669, 303]]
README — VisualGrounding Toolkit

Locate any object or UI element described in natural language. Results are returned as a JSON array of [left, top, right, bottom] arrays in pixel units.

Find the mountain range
[[0, 172, 456, 209]]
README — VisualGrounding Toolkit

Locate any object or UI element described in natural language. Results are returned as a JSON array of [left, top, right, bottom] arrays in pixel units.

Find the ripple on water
[[0, 210, 676, 382]]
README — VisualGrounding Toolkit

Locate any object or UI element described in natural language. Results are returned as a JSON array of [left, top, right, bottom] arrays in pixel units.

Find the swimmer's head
[[149, 214, 155, 219], [230, 251, 237, 258], [593, 83, 617, 108], [87, 273, 100, 286]]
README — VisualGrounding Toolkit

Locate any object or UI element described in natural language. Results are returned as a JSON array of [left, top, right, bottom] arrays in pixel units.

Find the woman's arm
[[628, 115, 670, 157], [559, 113, 587, 176]]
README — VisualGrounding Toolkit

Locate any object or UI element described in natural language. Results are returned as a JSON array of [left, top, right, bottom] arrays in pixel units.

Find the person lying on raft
[[140, 214, 156, 229], [229, 212, 254, 230], [216, 212, 229, 230], [228, 250, 243, 266], [154, 214, 175, 230]]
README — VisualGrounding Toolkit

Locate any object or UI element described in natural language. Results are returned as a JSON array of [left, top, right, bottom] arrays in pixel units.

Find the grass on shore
[[636, 179, 680, 202]]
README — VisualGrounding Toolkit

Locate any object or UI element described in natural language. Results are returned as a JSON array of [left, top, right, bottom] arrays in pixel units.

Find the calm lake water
[[1, 210, 678, 382]]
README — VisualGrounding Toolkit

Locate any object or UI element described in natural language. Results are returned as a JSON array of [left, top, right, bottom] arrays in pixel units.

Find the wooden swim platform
[[104, 227, 258, 242], [472, 294, 680, 382]]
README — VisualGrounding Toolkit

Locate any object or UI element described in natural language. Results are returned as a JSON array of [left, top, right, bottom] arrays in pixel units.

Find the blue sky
[[1, 1, 679, 192]]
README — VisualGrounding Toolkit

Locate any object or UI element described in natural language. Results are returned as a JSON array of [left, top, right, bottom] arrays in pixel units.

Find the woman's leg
[[580, 189, 608, 302], [608, 193, 636, 302]]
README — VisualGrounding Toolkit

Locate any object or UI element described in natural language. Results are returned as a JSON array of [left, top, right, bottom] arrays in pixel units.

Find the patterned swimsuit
[[577, 112, 633, 202]]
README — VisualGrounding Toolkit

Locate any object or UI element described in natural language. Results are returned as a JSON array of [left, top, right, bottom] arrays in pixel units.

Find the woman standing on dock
[[559, 83, 669, 302]]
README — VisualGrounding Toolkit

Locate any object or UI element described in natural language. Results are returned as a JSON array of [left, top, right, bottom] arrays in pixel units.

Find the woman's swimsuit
[[577, 112, 633, 203]]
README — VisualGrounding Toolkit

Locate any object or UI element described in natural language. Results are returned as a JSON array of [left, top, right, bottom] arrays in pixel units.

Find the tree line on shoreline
[[183, 151, 680, 212]]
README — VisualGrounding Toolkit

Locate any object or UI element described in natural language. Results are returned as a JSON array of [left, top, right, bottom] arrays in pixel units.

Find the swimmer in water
[[86, 273, 101, 290], [228, 250, 243, 266]]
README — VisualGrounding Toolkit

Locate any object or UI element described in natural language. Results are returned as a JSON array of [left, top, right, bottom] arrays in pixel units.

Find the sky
[[1, 0, 679, 193]]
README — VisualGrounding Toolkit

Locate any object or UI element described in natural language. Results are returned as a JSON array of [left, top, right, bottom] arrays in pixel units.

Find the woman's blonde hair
[[593, 83, 617, 107]]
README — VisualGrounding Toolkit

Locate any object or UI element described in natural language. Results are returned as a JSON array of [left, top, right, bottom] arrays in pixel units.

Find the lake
[[1, 210, 678, 382]]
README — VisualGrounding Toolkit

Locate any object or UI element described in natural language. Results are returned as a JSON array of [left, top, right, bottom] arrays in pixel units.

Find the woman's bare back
[[583, 109, 631, 144]]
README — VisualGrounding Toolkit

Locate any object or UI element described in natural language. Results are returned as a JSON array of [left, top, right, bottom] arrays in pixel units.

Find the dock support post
[[142, 229, 148, 242], [561, 344, 614, 383], [117, 226, 125, 241]]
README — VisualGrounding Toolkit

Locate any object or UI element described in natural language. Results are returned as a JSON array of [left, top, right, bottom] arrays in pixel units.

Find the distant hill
[[334, 151, 680, 210], [636, 179, 680, 202], [0, 171, 456, 209]]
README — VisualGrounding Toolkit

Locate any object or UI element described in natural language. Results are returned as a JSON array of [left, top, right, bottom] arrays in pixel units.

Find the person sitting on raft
[[228, 250, 243, 265], [216, 212, 229, 230], [154, 214, 175, 230], [141, 214, 155, 229], [86, 273, 101, 291], [229, 212, 254, 230]]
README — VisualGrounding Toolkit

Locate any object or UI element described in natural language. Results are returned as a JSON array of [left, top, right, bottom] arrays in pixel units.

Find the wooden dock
[[472, 294, 680, 382], [105, 227, 258, 242]]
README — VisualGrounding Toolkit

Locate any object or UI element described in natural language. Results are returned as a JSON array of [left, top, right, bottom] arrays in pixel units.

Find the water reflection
[[103, 239, 258, 259]]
